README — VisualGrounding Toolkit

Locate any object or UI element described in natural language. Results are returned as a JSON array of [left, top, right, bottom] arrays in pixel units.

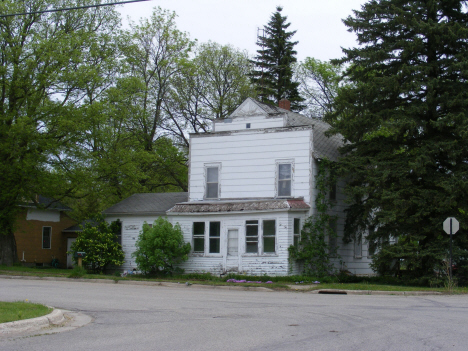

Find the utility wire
[[0, 0, 150, 18]]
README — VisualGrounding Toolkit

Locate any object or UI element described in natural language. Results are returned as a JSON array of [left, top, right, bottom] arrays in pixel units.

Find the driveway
[[1, 278, 467, 351]]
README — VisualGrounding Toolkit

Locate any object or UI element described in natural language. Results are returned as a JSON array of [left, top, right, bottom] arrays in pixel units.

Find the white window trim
[[204, 163, 221, 199], [42, 226, 52, 249], [243, 219, 278, 256], [275, 159, 294, 198], [192, 221, 223, 257]]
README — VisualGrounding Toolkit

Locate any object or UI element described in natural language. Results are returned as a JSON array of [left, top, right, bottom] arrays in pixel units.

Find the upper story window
[[205, 165, 220, 199], [278, 163, 292, 197]]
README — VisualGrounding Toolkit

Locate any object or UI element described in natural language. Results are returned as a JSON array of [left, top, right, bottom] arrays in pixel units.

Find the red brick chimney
[[279, 99, 291, 111]]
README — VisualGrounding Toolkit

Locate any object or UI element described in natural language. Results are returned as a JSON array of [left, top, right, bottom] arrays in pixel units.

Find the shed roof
[[168, 198, 310, 214], [103, 192, 188, 216]]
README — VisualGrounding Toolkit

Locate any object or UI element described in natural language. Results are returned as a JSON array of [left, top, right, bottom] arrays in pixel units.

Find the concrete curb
[[0, 308, 65, 335], [0, 275, 445, 295]]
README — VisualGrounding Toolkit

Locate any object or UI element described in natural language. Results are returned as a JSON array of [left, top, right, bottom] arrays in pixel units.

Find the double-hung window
[[263, 220, 276, 253], [209, 222, 221, 253], [206, 166, 219, 199], [245, 220, 259, 253], [42, 227, 51, 249], [245, 220, 276, 254], [293, 218, 301, 247], [278, 163, 292, 197], [193, 222, 205, 253]]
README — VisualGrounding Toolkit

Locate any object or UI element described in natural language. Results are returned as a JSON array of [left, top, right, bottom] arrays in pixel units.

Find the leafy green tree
[[0, 0, 120, 265], [250, 6, 304, 111], [70, 217, 124, 274], [296, 58, 343, 118], [327, 0, 468, 278], [164, 42, 255, 146], [289, 160, 339, 276], [133, 217, 191, 275]]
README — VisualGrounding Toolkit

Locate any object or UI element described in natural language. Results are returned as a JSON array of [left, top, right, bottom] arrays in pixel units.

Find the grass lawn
[[0, 301, 52, 324], [1, 265, 466, 294]]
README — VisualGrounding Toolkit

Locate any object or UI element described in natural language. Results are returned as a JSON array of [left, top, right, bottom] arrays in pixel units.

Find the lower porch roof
[[167, 198, 310, 214]]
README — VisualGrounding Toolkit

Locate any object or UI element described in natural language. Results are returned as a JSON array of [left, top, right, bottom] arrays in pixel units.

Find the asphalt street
[[1, 278, 467, 351]]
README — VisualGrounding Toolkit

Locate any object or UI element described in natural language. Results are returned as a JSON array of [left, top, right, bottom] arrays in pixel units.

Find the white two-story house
[[104, 98, 373, 276]]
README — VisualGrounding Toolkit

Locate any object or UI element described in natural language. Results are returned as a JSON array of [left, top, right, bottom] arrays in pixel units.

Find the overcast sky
[[117, 0, 368, 62]]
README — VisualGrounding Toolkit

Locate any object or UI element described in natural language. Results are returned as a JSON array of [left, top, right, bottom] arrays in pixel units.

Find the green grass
[[0, 301, 52, 324], [1, 265, 466, 293]]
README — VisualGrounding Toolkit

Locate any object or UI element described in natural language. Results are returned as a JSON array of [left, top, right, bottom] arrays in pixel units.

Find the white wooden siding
[[189, 128, 313, 202], [214, 115, 284, 132]]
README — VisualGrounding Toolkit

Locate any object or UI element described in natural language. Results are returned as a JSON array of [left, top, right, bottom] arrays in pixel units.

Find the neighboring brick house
[[15, 196, 77, 268]]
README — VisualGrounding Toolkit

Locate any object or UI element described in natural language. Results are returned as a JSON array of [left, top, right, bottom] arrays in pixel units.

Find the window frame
[[209, 222, 221, 254], [42, 226, 51, 249], [205, 163, 221, 199], [276, 160, 294, 198], [192, 222, 205, 253], [245, 220, 259, 254], [244, 219, 277, 255], [293, 218, 301, 247], [262, 220, 276, 254]]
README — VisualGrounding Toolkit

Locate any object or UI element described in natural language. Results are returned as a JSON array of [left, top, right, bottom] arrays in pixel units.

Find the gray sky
[[117, 0, 368, 62]]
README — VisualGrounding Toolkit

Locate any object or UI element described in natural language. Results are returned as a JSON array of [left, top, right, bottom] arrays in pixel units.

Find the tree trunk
[[0, 230, 18, 266]]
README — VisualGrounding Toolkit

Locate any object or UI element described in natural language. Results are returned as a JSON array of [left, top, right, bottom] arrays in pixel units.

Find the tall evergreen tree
[[328, 0, 468, 278], [250, 6, 304, 111]]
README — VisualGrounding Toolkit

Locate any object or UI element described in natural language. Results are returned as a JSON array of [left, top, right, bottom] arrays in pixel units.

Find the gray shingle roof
[[103, 192, 188, 215], [252, 99, 344, 161]]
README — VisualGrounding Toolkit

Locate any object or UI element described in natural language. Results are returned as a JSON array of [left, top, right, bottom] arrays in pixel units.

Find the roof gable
[[229, 98, 283, 118]]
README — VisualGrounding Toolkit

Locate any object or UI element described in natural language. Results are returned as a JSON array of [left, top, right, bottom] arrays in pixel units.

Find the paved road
[[1, 279, 467, 351]]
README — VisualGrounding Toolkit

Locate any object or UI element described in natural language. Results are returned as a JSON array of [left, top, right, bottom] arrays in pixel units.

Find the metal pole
[[450, 218, 453, 280]]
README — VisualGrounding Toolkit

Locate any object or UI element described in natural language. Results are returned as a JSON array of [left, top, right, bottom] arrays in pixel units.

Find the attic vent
[[246, 123, 251, 129]]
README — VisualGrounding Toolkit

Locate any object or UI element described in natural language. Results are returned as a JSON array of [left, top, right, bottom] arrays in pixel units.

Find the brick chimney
[[279, 99, 291, 111]]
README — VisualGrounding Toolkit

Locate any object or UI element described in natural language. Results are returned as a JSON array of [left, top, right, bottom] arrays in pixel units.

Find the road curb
[[0, 308, 64, 335], [0, 275, 444, 295]]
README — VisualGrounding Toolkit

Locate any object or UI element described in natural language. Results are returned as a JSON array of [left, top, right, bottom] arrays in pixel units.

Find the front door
[[225, 229, 239, 272], [67, 238, 77, 268]]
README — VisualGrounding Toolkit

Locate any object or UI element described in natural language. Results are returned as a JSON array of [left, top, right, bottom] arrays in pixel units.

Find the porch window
[[263, 220, 276, 253], [206, 166, 219, 199], [293, 218, 301, 247], [245, 220, 258, 253], [209, 222, 221, 253], [193, 222, 205, 253], [278, 163, 292, 197], [42, 227, 51, 249]]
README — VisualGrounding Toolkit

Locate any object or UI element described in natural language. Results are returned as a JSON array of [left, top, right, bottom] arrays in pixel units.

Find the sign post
[[443, 217, 459, 280]]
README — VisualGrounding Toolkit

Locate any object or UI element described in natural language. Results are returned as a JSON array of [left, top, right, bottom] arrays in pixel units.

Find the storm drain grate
[[318, 290, 347, 295]]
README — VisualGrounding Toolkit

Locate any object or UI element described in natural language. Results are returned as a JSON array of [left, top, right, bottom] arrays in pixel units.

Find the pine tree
[[328, 0, 468, 278], [250, 6, 304, 111]]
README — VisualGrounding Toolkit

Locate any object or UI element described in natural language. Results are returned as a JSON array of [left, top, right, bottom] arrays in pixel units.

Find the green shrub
[[132, 217, 191, 275], [70, 216, 124, 274]]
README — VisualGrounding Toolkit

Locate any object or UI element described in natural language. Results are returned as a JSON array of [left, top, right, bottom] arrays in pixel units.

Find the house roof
[[167, 198, 310, 214], [62, 219, 98, 233], [18, 195, 72, 211], [103, 192, 189, 216]]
